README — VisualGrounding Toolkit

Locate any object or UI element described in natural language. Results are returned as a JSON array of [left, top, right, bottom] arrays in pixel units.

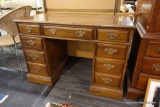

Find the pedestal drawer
[[18, 24, 41, 35], [28, 62, 48, 76], [142, 57, 160, 75], [43, 26, 94, 40], [95, 58, 124, 76], [146, 41, 160, 58], [96, 43, 127, 60], [95, 72, 121, 87], [21, 37, 44, 50], [136, 73, 160, 90], [25, 50, 46, 64], [97, 29, 130, 42]]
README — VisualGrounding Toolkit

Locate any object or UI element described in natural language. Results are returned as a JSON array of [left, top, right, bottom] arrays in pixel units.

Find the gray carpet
[[44, 57, 142, 107], [0, 46, 27, 73], [0, 46, 142, 107], [0, 47, 52, 107]]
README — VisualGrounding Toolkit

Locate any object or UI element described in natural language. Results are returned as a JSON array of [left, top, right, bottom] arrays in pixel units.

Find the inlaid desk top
[[14, 13, 134, 28]]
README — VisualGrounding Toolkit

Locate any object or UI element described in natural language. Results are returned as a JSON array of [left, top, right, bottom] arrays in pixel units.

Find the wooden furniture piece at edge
[[126, 0, 160, 100]]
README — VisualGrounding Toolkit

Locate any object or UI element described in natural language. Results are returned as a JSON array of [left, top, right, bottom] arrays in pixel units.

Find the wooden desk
[[14, 13, 134, 100]]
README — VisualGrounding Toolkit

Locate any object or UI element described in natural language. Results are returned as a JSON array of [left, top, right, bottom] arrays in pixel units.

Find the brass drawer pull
[[153, 64, 160, 71], [33, 67, 41, 72], [106, 33, 118, 40], [76, 30, 86, 37], [49, 28, 57, 35], [157, 48, 160, 53], [27, 40, 36, 46], [104, 48, 118, 55], [31, 54, 39, 60], [102, 78, 113, 84], [25, 27, 32, 33], [103, 64, 115, 70]]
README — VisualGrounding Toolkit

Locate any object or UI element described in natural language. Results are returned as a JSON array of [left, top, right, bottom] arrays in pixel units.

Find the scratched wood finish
[[126, 0, 160, 100], [14, 14, 135, 28]]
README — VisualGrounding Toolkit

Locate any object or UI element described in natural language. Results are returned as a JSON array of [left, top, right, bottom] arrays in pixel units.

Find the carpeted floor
[[0, 46, 27, 73], [44, 57, 142, 107], [0, 46, 143, 107], [0, 47, 52, 107]]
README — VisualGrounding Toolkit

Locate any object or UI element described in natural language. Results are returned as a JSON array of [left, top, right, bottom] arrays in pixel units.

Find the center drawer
[[43, 26, 94, 40]]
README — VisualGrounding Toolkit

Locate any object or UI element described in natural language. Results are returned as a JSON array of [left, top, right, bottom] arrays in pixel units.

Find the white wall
[[1, 0, 37, 8]]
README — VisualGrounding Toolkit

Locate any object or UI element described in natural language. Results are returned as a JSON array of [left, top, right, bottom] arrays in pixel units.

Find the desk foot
[[27, 74, 53, 86], [89, 85, 123, 100], [126, 87, 145, 100]]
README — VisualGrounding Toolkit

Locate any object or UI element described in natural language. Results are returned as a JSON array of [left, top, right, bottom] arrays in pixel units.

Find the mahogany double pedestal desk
[[14, 13, 134, 100]]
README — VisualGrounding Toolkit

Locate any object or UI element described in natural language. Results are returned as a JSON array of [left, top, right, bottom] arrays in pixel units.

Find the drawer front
[[18, 24, 41, 35], [96, 43, 127, 60], [25, 50, 46, 64], [142, 57, 160, 75], [136, 73, 160, 90], [95, 58, 124, 76], [95, 72, 121, 87], [97, 29, 129, 42], [28, 62, 48, 76], [43, 26, 94, 40], [146, 41, 160, 58], [21, 37, 43, 50]]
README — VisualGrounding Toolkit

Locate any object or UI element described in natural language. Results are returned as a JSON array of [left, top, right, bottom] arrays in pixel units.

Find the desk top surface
[[14, 13, 135, 28]]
